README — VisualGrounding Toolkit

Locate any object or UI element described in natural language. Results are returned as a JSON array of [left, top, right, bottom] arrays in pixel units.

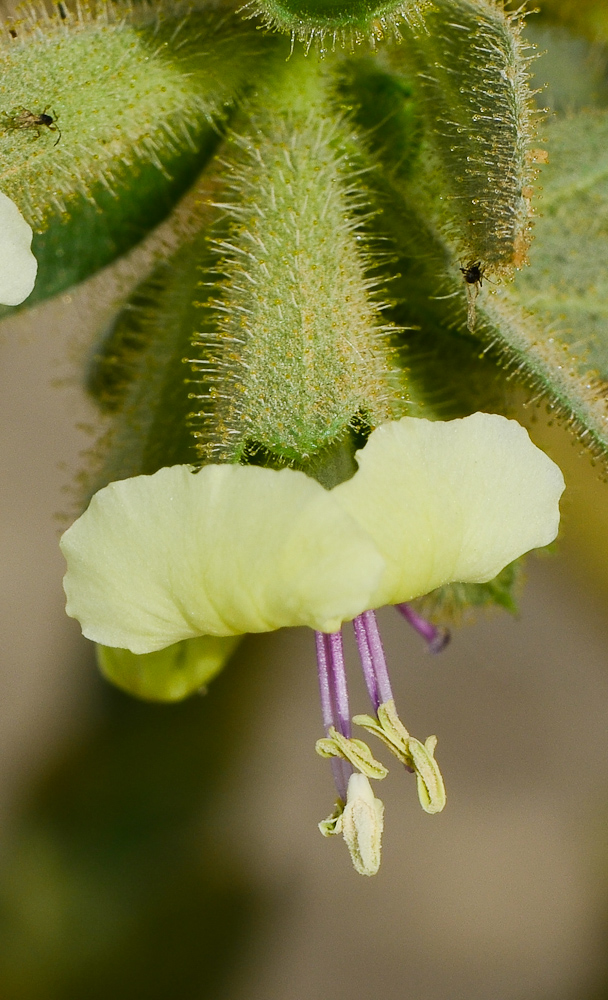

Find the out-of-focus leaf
[[537, 0, 608, 43], [526, 22, 608, 113], [505, 109, 608, 457], [85, 225, 220, 497]]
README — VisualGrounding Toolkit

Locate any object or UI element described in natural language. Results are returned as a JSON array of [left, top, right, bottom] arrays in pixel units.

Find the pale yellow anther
[[315, 726, 388, 780], [354, 699, 446, 814], [319, 774, 385, 876], [318, 799, 345, 838], [341, 773, 384, 877], [407, 734, 446, 815]]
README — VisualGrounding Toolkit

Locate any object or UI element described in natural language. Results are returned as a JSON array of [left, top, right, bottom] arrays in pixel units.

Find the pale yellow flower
[[61, 412, 564, 653], [60, 411, 564, 875]]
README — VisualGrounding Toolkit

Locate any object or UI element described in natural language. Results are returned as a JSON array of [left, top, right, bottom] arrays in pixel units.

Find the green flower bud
[[97, 636, 241, 703], [387, 0, 539, 277], [244, 0, 429, 49], [190, 51, 402, 466]]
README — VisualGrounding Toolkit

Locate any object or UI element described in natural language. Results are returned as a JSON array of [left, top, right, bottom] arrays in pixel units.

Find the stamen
[[328, 630, 351, 739], [352, 615, 379, 712], [396, 603, 451, 654], [315, 628, 352, 800], [361, 610, 393, 706], [315, 631, 334, 733]]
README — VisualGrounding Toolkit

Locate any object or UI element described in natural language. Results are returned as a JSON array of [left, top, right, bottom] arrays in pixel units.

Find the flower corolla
[[61, 412, 564, 653]]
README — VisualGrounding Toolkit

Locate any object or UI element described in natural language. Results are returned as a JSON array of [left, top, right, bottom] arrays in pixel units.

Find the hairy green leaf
[[505, 109, 608, 458], [243, 0, 427, 50], [0, 5, 269, 304], [340, 39, 608, 461]]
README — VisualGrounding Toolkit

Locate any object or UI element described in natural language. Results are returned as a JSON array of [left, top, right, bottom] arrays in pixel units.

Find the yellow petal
[[96, 635, 241, 703], [61, 463, 385, 652], [333, 413, 564, 608], [0, 192, 37, 305]]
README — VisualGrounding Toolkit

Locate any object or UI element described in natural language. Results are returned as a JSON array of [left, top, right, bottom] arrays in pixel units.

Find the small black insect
[[459, 260, 486, 332], [0, 106, 61, 146], [460, 261, 484, 287]]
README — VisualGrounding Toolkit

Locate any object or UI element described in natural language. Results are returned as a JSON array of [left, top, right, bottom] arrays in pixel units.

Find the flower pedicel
[[61, 412, 564, 875]]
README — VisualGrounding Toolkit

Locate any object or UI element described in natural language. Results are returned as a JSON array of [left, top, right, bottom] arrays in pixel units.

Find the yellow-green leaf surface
[[512, 110, 608, 365], [0, 6, 262, 226]]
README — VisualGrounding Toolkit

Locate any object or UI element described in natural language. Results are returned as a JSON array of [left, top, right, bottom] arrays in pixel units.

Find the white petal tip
[[0, 192, 37, 306]]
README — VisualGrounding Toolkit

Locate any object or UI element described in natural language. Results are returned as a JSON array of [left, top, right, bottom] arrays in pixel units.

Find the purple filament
[[360, 610, 394, 705], [353, 610, 394, 711], [328, 630, 351, 739], [352, 615, 380, 712], [315, 631, 334, 733], [315, 629, 352, 801], [396, 603, 451, 654]]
